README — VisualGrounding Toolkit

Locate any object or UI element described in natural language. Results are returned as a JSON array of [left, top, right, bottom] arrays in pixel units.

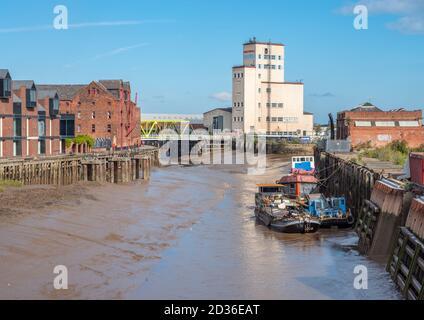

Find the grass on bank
[[0, 180, 23, 192], [354, 140, 424, 166]]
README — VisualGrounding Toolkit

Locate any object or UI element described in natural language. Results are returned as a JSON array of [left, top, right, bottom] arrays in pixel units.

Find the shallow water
[[0, 155, 401, 299]]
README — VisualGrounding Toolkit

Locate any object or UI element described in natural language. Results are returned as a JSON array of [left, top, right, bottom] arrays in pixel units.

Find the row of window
[[354, 120, 420, 127], [258, 64, 282, 70], [258, 88, 272, 93], [260, 102, 284, 108], [234, 102, 284, 108], [259, 54, 282, 60], [234, 73, 244, 78], [76, 111, 112, 120], [233, 117, 244, 122], [264, 117, 299, 123], [266, 131, 301, 136], [76, 124, 112, 134]]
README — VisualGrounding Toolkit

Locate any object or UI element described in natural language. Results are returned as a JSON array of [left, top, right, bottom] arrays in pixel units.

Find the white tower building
[[232, 38, 313, 137]]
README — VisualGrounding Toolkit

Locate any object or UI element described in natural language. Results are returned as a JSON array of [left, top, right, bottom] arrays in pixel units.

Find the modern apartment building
[[232, 39, 313, 136], [0, 69, 62, 158]]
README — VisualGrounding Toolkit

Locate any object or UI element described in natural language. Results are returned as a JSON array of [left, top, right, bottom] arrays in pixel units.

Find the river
[[0, 155, 401, 299]]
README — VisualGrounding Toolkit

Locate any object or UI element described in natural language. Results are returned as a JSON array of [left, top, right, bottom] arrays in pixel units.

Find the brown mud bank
[[0, 167, 226, 299], [0, 183, 98, 217]]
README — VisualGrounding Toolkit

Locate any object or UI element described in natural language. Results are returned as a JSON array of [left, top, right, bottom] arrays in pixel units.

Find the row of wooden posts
[[0, 148, 159, 185], [315, 149, 424, 300], [314, 149, 381, 218]]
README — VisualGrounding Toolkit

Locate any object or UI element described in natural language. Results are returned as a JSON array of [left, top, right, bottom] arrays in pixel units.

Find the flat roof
[[244, 41, 285, 47]]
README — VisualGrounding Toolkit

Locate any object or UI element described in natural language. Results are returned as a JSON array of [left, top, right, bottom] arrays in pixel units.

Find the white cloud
[[337, 0, 424, 34], [209, 91, 232, 102], [387, 16, 424, 34], [94, 43, 149, 60], [309, 92, 335, 98], [0, 19, 174, 34]]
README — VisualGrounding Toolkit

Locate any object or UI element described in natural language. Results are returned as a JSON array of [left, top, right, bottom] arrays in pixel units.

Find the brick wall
[[337, 110, 424, 148]]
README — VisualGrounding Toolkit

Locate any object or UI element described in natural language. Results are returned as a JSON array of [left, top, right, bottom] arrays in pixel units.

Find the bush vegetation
[[358, 140, 424, 166], [65, 135, 95, 148]]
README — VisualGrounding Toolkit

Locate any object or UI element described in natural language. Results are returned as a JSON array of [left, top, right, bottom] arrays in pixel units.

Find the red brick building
[[39, 79, 141, 152], [337, 103, 424, 148], [0, 69, 61, 158], [1, 69, 141, 158]]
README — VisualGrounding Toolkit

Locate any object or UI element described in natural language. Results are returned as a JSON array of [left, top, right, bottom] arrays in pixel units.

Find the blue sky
[[1, 0, 423, 123]]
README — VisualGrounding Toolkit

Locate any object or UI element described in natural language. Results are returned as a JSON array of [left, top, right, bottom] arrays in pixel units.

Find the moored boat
[[255, 184, 320, 233], [291, 155, 315, 175], [306, 194, 354, 228]]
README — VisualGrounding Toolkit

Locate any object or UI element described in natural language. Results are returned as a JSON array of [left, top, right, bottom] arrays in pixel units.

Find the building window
[[272, 103, 277, 108], [38, 119, 46, 137], [278, 103, 284, 108], [265, 48, 268, 54], [92, 111, 96, 119], [13, 140, 22, 157], [241, 117, 243, 121], [258, 54, 262, 59], [258, 88, 261, 93], [234, 102, 236, 107], [107, 111, 112, 119], [13, 118, 22, 137], [92, 124, 96, 133], [107, 124, 112, 133], [234, 74, 237, 78], [266, 117, 270, 122], [240, 73, 243, 78], [258, 103, 261, 108], [266, 88, 271, 93], [77, 112, 81, 119], [38, 140, 46, 155], [258, 64, 261, 69], [241, 102, 244, 107], [266, 103, 271, 108], [375, 121, 396, 127], [258, 73, 261, 79], [278, 56, 281, 60], [234, 117, 237, 122], [258, 117, 261, 122], [272, 117, 277, 122]]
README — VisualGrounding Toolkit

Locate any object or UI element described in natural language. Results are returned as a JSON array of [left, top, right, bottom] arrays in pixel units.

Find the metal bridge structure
[[140, 114, 204, 140]]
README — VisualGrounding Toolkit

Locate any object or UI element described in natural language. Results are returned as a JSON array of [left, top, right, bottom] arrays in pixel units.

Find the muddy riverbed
[[0, 155, 401, 299]]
